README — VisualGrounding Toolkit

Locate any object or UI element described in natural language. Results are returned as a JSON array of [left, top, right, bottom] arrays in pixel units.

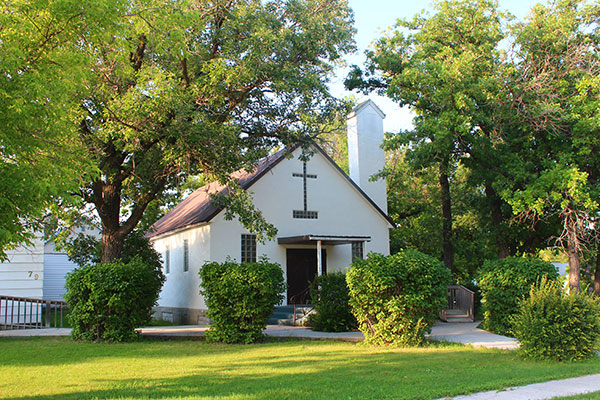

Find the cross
[[292, 161, 317, 217]]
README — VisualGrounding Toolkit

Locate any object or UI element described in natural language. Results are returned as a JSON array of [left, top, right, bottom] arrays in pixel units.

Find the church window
[[165, 247, 170, 274], [183, 240, 189, 272], [292, 161, 318, 219], [241, 234, 257, 263], [351, 242, 363, 262]]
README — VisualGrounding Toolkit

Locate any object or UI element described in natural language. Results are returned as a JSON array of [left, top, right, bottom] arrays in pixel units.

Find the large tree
[[0, 0, 94, 258], [346, 0, 507, 273], [504, 0, 600, 293], [44, 0, 354, 262]]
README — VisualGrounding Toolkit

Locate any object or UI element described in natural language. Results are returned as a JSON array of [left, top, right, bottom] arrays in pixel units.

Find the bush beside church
[[346, 250, 450, 346], [200, 258, 285, 344]]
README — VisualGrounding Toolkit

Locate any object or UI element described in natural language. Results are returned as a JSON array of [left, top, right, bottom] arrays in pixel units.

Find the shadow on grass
[[2, 339, 600, 400]]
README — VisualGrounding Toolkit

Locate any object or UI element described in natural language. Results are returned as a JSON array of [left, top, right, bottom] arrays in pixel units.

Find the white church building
[[147, 100, 393, 324]]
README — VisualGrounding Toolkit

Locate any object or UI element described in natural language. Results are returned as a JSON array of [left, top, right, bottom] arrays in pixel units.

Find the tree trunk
[[566, 220, 581, 294], [594, 250, 600, 297], [101, 228, 124, 263], [485, 185, 510, 258], [439, 161, 454, 274]]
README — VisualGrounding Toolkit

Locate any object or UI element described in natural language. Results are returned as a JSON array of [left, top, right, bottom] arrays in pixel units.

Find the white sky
[[332, 0, 543, 133]]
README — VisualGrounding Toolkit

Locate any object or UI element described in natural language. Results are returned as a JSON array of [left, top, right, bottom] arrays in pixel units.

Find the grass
[[0, 337, 599, 400]]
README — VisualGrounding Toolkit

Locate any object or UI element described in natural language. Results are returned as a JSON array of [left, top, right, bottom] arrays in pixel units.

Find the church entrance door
[[286, 248, 327, 305]]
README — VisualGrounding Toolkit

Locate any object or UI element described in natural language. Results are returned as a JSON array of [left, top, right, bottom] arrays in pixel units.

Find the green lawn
[[1, 337, 599, 400]]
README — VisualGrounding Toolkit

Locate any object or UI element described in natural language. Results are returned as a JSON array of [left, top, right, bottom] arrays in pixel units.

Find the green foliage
[[346, 250, 451, 346], [511, 278, 600, 361], [308, 272, 356, 332], [64, 256, 165, 342], [0, 0, 95, 257], [478, 257, 559, 335], [65, 0, 355, 260], [200, 259, 285, 344], [65, 230, 162, 269]]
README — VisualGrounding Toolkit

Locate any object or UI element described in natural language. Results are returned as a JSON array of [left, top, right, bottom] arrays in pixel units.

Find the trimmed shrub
[[478, 257, 558, 335], [346, 250, 451, 346], [200, 259, 285, 343], [511, 278, 600, 361], [309, 272, 356, 332], [65, 256, 165, 342]]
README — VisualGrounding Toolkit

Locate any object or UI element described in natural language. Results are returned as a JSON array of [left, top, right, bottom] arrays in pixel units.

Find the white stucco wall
[[0, 237, 45, 299], [208, 145, 391, 301], [151, 224, 211, 310]]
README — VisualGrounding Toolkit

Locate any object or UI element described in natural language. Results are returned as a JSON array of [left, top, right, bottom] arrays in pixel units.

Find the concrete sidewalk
[[140, 321, 519, 347], [441, 373, 600, 400], [0, 321, 517, 348], [136, 321, 519, 347], [429, 322, 519, 350], [138, 324, 365, 341]]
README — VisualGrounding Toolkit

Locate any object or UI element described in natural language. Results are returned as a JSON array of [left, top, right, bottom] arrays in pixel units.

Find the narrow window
[[241, 234, 257, 263], [183, 240, 189, 272], [165, 247, 170, 274], [351, 242, 363, 262]]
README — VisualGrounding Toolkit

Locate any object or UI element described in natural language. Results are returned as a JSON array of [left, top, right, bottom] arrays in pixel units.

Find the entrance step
[[441, 308, 474, 323], [268, 305, 314, 326]]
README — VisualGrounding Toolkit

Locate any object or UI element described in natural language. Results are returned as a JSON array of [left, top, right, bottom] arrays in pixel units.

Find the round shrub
[[511, 278, 600, 361], [65, 255, 165, 342], [200, 259, 285, 344], [309, 272, 356, 332], [346, 250, 451, 346], [478, 256, 558, 335]]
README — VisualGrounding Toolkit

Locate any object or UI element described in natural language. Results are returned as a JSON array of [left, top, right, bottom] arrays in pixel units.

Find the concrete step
[[271, 311, 295, 319], [267, 318, 294, 326], [446, 317, 474, 323], [269, 305, 314, 326]]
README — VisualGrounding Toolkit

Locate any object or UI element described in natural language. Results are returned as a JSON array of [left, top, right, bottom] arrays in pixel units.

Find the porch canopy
[[277, 235, 371, 277], [277, 235, 371, 246]]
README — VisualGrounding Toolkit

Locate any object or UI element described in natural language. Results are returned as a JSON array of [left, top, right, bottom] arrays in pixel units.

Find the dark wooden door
[[286, 248, 327, 304]]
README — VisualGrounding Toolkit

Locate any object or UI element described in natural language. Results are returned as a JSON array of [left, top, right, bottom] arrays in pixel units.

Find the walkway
[[0, 321, 518, 348], [440, 373, 600, 400], [429, 322, 518, 350]]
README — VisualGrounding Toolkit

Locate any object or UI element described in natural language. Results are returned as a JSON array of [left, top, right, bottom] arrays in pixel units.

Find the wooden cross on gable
[[292, 161, 318, 219]]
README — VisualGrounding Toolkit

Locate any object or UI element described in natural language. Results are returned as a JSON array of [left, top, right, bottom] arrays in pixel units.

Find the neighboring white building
[[0, 228, 93, 302], [0, 237, 45, 300], [147, 100, 394, 324]]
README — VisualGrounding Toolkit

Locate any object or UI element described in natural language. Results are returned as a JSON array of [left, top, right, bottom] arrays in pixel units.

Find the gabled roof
[[348, 99, 386, 119], [146, 142, 394, 240]]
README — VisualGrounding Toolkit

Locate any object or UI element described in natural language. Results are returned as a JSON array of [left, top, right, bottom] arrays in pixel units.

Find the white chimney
[[347, 100, 387, 213]]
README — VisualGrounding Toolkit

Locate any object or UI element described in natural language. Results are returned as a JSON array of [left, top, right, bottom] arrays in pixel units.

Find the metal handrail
[[0, 295, 68, 330], [288, 287, 313, 326]]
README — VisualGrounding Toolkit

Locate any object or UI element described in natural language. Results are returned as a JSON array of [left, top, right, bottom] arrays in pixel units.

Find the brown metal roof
[[145, 147, 293, 239], [146, 141, 395, 240]]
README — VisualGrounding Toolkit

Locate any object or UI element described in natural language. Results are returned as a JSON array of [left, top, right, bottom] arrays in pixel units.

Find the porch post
[[317, 240, 322, 276]]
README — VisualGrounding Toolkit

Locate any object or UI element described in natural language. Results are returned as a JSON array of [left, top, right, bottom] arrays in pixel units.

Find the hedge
[[200, 259, 285, 343], [511, 277, 600, 361], [309, 272, 356, 332], [65, 256, 165, 342], [478, 256, 559, 335], [346, 250, 450, 346]]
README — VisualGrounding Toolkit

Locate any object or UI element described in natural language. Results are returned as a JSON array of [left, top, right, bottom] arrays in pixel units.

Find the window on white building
[[183, 240, 189, 272], [241, 234, 257, 263], [165, 247, 170, 274], [351, 242, 363, 262]]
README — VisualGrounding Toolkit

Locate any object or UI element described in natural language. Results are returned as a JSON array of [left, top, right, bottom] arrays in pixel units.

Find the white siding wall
[[43, 254, 78, 301], [0, 237, 45, 299]]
